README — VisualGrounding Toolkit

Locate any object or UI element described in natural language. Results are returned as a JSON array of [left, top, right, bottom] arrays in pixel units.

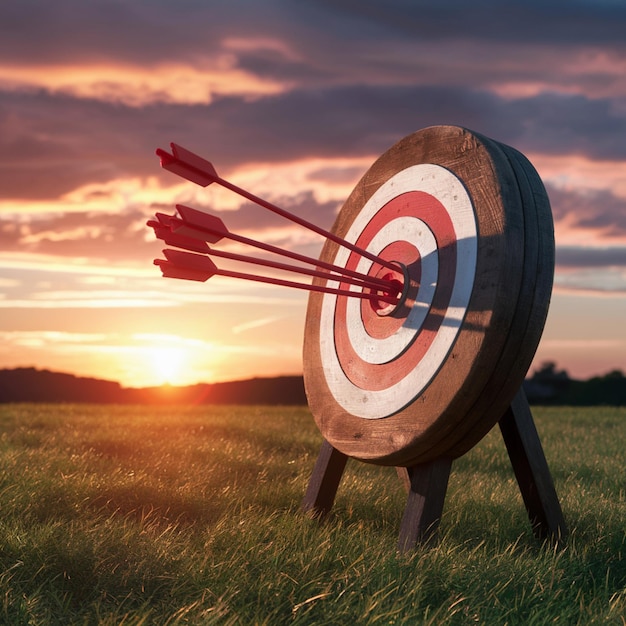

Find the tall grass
[[0, 404, 624, 624]]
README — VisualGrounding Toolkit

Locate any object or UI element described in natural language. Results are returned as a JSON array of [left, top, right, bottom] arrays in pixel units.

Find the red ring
[[333, 191, 457, 390]]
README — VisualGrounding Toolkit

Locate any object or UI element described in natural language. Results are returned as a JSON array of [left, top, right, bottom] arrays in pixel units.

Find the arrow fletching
[[154, 249, 218, 282], [153, 260, 211, 282], [147, 220, 210, 254], [173, 204, 228, 243], [156, 143, 219, 187]]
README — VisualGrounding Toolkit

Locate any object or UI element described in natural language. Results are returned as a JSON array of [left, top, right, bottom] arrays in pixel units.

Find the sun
[[149, 346, 185, 385]]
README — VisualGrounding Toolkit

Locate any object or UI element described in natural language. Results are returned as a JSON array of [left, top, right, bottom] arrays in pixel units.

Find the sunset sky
[[1, 0, 625, 388]]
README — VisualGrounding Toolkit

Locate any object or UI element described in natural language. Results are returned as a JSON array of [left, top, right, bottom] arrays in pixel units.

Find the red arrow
[[156, 142, 398, 272], [149, 213, 399, 293], [201, 244, 400, 293], [174, 205, 228, 243], [154, 249, 398, 304], [169, 205, 398, 294]]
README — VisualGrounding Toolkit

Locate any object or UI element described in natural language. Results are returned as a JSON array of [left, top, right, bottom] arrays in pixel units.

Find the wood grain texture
[[303, 125, 538, 465]]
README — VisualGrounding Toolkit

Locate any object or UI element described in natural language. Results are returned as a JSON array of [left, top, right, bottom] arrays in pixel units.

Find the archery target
[[303, 125, 553, 466], [319, 165, 477, 418]]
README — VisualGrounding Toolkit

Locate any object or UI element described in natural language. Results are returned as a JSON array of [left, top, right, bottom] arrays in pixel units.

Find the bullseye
[[369, 263, 409, 318], [361, 244, 419, 333]]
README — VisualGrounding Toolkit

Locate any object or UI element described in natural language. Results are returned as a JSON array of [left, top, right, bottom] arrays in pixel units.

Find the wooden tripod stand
[[302, 389, 567, 552]]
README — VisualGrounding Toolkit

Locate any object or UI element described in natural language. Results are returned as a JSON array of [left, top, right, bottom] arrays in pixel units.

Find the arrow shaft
[[158, 144, 398, 272], [214, 176, 398, 272], [214, 267, 398, 304], [200, 246, 393, 293], [155, 248, 398, 303], [171, 213, 398, 293]]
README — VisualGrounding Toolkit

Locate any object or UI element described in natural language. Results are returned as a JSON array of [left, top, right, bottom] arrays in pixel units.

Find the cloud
[[231, 316, 285, 334], [312, 0, 626, 46], [0, 330, 109, 348], [0, 0, 624, 208], [548, 185, 626, 237], [0, 185, 341, 266], [0, 207, 159, 260], [0, 252, 155, 277], [2, 83, 625, 207], [4, 1, 625, 70], [540, 338, 624, 349], [0, 293, 176, 310], [0, 63, 288, 107], [556, 246, 626, 268], [554, 268, 626, 294]]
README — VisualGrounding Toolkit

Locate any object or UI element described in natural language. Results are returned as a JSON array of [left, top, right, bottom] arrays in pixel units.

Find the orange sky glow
[[1, 1, 625, 388]]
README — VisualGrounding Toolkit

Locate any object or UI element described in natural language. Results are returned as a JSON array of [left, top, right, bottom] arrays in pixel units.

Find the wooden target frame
[[301, 126, 566, 550], [148, 125, 566, 551]]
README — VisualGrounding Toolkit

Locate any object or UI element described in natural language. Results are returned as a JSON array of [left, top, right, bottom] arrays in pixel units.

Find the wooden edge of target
[[303, 125, 527, 466], [448, 143, 554, 459], [397, 132, 534, 464], [421, 136, 552, 462]]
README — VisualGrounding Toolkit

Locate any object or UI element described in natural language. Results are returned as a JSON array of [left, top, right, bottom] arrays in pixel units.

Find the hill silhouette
[[0, 368, 306, 405], [523, 362, 626, 406], [1, 364, 624, 406]]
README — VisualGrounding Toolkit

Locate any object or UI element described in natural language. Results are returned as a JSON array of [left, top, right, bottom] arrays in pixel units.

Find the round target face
[[320, 164, 477, 418], [303, 126, 553, 466]]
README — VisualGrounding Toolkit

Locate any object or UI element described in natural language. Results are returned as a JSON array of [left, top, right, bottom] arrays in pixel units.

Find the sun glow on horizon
[[147, 346, 186, 386]]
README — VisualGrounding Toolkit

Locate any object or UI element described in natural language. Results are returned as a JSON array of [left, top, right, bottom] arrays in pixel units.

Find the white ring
[[345, 217, 438, 364], [319, 164, 477, 419]]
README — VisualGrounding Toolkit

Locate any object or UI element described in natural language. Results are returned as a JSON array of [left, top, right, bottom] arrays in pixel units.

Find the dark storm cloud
[[2, 0, 625, 119], [200, 87, 626, 162], [506, 93, 626, 160], [0, 1, 229, 65], [0, 90, 172, 199]]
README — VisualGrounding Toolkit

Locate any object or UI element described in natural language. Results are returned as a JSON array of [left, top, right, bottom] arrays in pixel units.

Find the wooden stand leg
[[397, 457, 452, 553], [395, 466, 411, 492], [499, 389, 567, 544], [301, 439, 348, 518]]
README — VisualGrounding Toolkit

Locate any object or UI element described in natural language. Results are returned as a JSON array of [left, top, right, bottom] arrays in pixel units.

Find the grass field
[[0, 404, 624, 625]]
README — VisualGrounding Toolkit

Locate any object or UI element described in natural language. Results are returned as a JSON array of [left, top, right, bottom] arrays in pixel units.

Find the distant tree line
[[523, 362, 626, 406], [0, 368, 306, 405], [1, 364, 625, 406]]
